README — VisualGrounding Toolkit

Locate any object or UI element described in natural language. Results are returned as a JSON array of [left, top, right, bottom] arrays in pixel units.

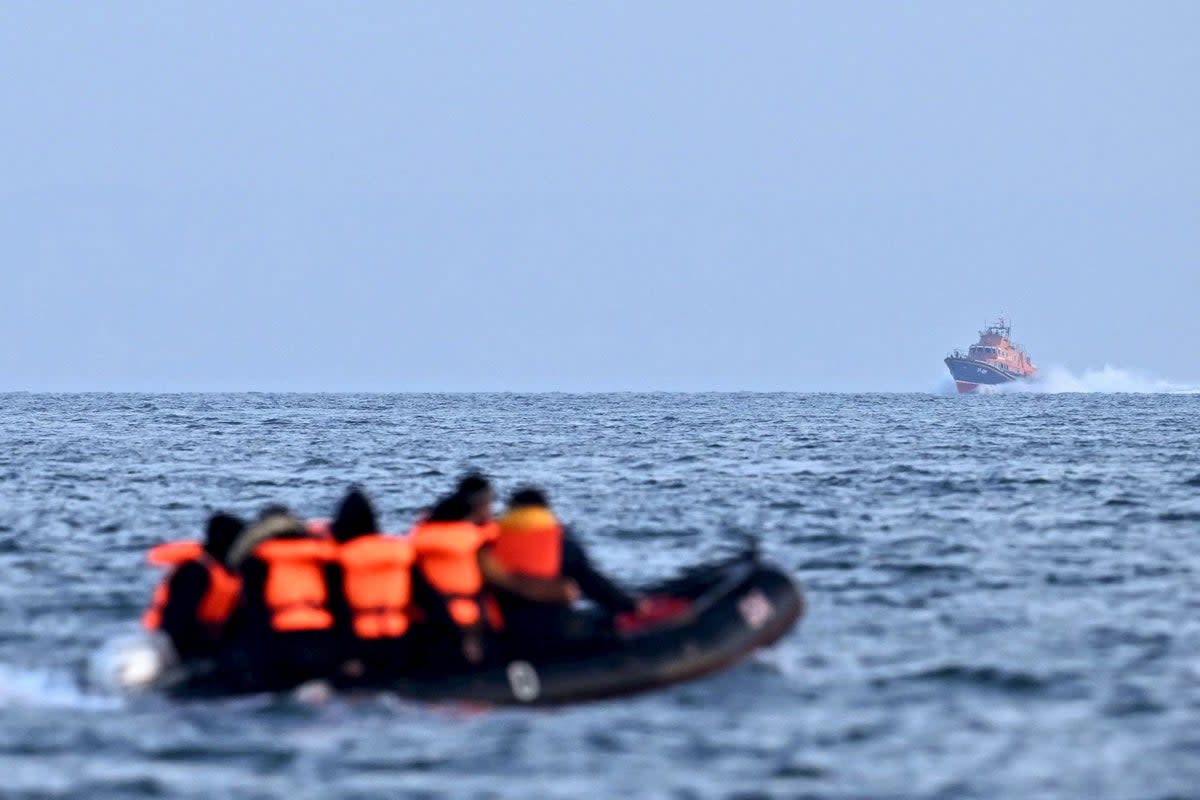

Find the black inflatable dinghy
[[162, 552, 804, 706]]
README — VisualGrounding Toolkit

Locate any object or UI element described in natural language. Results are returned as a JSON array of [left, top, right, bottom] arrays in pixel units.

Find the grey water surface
[[0, 393, 1197, 799]]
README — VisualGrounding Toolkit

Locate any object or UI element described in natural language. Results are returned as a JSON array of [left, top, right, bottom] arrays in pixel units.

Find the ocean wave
[[884, 663, 1080, 693], [986, 365, 1200, 394], [936, 365, 1200, 394]]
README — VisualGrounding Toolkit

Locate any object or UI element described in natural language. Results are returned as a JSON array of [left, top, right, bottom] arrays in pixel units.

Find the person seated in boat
[[323, 487, 416, 682], [224, 505, 340, 689], [492, 488, 641, 654], [410, 474, 574, 667], [454, 472, 497, 528], [142, 512, 245, 661]]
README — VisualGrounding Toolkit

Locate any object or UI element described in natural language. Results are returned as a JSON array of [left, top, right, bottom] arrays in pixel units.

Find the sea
[[0, 392, 1197, 800]]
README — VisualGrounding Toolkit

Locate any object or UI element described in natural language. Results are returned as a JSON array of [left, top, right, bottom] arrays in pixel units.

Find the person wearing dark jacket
[[144, 512, 245, 661], [226, 505, 338, 690], [410, 475, 575, 668], [491, 488, 641, 655], [324, 488, 416, 682]]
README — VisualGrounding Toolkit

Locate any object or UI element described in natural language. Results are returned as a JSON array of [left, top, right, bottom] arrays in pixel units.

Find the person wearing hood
[[142, 512, 245, 661], [227, 504, 339, 689]]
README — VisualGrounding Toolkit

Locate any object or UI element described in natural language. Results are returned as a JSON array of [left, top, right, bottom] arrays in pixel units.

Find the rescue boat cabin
[[948, 319, 1031, 372]]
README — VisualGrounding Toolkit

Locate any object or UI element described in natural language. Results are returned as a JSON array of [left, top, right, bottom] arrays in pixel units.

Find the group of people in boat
[[142, 473, 645, 691]]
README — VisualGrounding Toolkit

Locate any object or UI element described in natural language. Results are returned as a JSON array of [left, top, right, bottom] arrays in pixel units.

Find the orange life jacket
[[142, 541, 242, 633], [493, 506, 564, 579], [338, 534, 415, 639], [411, 521, 496, 628], [252, 537, 337, 632]]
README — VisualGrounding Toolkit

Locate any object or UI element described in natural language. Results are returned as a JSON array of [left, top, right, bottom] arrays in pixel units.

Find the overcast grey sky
[[1, 2, 1196, 391]]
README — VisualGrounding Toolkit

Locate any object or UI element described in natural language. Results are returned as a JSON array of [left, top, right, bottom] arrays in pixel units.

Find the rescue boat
[[944, 316, 1037, 393], [132, 550, 804, 705]]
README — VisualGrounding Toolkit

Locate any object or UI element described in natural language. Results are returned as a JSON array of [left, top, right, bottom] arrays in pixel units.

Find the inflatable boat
[[138, 551, 803, 706], [381, 552, 803, 705]]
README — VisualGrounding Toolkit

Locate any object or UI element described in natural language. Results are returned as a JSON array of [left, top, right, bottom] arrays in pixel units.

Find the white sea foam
[[0, 663, 121, 710], [994, 365, 1198, 394], [938, 365, 1199, 395]]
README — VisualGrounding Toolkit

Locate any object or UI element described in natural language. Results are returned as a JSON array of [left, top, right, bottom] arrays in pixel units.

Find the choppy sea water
[[0, 393, 1197, 800]]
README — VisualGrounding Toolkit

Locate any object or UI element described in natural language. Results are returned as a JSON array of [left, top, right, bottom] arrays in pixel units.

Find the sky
[[1, 2, 1196, 391]]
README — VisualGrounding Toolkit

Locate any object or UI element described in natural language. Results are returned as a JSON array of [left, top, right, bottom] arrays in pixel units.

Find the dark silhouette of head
[[508, 487, 550, 509], [331, 487, 378, 542], [204, 512, 245, 565], [456, 472, 491, 498], [455, 472, 495, 525], [427, 492, 472, 522]]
